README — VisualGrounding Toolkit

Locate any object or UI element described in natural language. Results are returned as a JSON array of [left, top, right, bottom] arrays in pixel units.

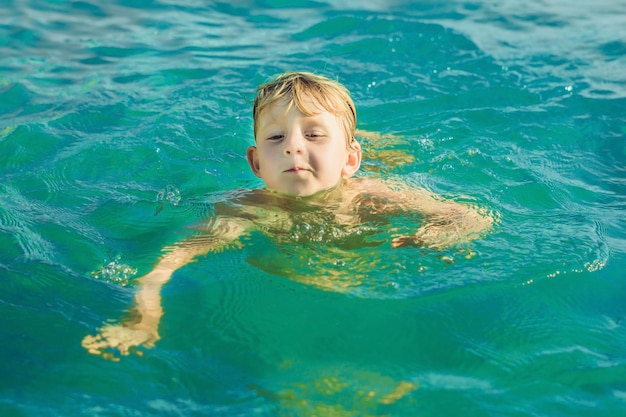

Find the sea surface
[[1, 0, 625, 416]]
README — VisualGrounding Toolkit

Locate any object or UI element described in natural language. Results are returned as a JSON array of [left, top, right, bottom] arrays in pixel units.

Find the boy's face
[[247, 96, 361, 197]]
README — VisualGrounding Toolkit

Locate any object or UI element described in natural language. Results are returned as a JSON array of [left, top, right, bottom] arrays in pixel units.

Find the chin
[[288, 190, 316, 197], [270, 187, 319, 198]]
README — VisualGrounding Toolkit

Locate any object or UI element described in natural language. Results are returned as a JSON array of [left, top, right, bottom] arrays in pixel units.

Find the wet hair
[[253, 72, 357, 149]]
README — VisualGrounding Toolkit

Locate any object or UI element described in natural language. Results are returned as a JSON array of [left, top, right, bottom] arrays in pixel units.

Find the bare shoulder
[[344, 176, 494, 230], [349, 177, 495, 248], [344, 177, 436, 202]]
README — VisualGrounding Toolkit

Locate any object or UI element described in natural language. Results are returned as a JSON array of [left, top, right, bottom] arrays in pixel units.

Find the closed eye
[[306, 131, 326, 139], [266, 134, 284, 141]]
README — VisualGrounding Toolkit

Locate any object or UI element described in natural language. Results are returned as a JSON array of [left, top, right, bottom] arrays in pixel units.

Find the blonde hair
[[253, 72, 357, 149]]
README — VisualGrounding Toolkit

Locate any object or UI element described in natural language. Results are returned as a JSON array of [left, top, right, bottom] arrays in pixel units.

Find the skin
[[82, 94, 494, 360], [247, 97, 361, 197]]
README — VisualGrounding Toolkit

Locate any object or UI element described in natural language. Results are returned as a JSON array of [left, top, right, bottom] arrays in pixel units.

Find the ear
[[342, 140, 362, 177], [246, 146, 262, 177]]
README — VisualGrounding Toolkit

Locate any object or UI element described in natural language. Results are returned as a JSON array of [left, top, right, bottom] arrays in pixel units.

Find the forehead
[[258, 95, 331, 122]]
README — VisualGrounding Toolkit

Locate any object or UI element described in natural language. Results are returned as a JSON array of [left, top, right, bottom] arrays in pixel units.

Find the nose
[[283, 131, 305, 156]]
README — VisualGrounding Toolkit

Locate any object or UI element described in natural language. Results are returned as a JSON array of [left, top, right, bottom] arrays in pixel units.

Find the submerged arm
[[355, 178, 493, 249], [82, 216, 247, 360], [393, 196, 493, 250], [394, 184, 493, 249]]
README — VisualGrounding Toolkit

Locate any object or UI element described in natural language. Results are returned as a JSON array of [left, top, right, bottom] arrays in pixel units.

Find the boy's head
[[247, 72, 362, 197], [253, 72, 357, 149]]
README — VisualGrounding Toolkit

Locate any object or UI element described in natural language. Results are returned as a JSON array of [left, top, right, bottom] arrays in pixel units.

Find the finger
[[81, 335, 95, 348], [86, 346, 102, 355], [391, 236, 416, 248], [102, 352, 121, 362], [82, 334, 106, 353], [129, 347, 144, 357]]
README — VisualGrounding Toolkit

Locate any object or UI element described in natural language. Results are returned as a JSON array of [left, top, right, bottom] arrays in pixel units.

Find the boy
[[82, 72, 493, 360]]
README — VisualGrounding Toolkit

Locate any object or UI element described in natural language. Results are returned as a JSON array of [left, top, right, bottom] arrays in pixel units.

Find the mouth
[[284, 166, 311, 173]]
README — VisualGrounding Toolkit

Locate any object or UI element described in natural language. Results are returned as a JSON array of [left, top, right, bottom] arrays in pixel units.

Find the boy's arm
[[82, 216, 248, 360], [392, 195, 493, 250], [396, 184, 493, 249], [357, 178, 493, 250]]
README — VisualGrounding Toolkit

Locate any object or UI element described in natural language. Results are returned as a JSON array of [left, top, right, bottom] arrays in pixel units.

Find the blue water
[[1, 0, 625, 416]]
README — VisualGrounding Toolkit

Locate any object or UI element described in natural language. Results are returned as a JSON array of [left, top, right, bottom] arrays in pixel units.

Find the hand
[[391, 234, 424, 249], [82, 320, 159, 361], [392, 217, 463, 250], [83, 268, 168, 361], [391, 224, 446, 249]]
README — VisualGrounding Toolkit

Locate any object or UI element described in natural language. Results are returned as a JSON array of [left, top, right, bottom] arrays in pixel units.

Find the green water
[[1, 0, 625, 416]]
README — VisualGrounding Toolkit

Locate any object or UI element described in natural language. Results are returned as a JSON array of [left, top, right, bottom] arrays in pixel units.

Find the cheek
[[258, 147, 275, 163], [332, 150, 346, 165]]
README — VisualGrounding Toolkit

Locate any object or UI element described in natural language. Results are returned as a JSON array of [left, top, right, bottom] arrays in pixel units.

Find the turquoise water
[[1, 0, 625, 415]]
